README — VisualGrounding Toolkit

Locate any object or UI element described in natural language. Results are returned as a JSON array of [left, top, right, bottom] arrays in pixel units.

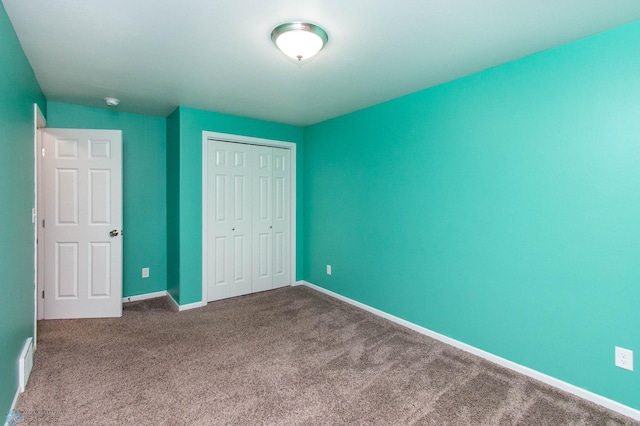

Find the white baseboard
[[123, 291, 205, 311], [302, 281, 640, 421], [122, 291, 168, 303], [167, 292, 206, 312], [293, 280, 306, 286]]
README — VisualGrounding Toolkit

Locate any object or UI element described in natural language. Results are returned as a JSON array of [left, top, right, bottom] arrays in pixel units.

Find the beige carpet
[[16, 286, 638, 425]]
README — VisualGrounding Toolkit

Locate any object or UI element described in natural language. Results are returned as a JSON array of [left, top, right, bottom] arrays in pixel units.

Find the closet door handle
[[232, 228, 235, 231]]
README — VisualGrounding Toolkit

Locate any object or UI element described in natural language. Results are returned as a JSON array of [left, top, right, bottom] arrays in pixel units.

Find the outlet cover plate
[[326, 265, 332, 275], [615, 346, 633, 371], [142, 267, 150, 278]]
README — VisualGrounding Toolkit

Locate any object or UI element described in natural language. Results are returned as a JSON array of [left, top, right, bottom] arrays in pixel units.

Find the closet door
[[252, 146, 274, 292], [252, 147, 291, 291], [207, 141, 252, 301], [271, 147, 291, 288], [205, 140, 292, 302]]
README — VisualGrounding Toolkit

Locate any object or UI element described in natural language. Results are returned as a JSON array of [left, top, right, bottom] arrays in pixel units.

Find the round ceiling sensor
[[105, 97, 120, 107]]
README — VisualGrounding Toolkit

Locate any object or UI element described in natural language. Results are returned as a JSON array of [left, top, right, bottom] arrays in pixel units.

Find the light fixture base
[[105, 97, 120, 107]]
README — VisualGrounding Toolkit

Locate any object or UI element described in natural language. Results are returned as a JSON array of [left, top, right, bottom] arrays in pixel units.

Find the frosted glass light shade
[[271, 22, 328, 62]]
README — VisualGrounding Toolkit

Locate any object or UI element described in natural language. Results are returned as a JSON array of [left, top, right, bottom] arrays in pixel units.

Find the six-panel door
[[43, 129, 123, 319]]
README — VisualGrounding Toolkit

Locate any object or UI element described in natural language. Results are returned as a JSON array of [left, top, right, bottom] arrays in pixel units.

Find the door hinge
[[42, 219, 45, 228], [41, 148, 45, 157], [42, 290, 45, 299]]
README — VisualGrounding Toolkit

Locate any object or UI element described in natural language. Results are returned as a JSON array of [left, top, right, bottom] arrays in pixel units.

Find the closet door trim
[[201, 131, 297, 304]]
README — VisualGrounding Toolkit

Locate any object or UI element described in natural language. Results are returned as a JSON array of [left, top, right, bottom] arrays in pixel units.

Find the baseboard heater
[[19, 337, 34, 393]]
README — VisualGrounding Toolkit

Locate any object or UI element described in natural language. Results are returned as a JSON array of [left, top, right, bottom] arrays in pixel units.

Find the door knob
[[109, 229, 119, 237]]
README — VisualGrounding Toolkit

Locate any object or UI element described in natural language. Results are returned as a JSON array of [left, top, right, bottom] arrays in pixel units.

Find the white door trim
[[34, 104, 46, 344], [201, 131, 297, 305]]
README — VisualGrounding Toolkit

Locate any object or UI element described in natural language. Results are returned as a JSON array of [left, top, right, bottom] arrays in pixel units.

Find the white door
[[207, 141, 252, 301], [271, 147, 291, 289], [252, 146, 273, 292], [206, 141, 291, 302], [43, 129, 122, 319], [253, 146, 291, 291]]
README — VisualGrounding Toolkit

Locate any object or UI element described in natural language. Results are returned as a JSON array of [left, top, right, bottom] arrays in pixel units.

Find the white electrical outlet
[[142, 267, 150, 278], [326, 265, 332, 275], [615, 346, 634, 371]]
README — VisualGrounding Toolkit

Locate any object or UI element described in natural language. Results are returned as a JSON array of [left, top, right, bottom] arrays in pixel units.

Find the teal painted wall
[[166, 108, 180, 301], [47, 102, 167, 298], [170, 107, 303, 304], [0, 3, 46, 417], [304, 22, 640, 409]]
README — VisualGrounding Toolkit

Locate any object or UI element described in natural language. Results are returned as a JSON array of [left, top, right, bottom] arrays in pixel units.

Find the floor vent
[[19, 337, 34, 393]]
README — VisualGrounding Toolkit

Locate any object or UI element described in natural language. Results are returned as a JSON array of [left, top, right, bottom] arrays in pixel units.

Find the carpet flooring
[[16, 286, 638, 425]]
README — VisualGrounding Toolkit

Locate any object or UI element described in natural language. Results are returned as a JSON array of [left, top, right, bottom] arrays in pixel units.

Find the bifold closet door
[[252, 146, 273, 292], [207, 141, 253, 301], [207, 140, 291, 302], [252, 146, 291, 292], [271, 147, 291, 289]]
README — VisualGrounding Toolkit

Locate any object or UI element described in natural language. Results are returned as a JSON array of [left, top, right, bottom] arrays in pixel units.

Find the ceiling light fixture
[[271, 22, 328, 62], [105, 97, 120, 107]]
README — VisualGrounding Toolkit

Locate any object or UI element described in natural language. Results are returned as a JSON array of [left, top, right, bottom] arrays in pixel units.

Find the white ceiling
[[4, 1, 640, 126]]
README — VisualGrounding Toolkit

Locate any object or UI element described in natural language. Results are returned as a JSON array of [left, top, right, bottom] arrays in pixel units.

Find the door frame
[[201, 131, 297, 304], [34, 104, 46, 333]]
